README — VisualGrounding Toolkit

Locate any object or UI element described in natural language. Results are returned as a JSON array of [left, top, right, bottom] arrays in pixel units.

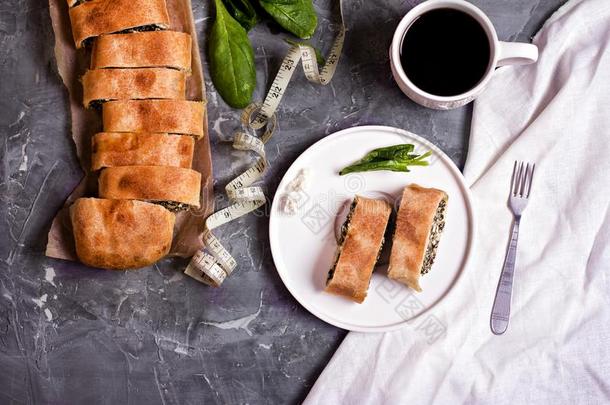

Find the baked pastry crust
[[69, 0, 170, 48], [102, 100, 205, 138], [82, 68, 186, 108], [91, 132, 194, 170], [99, 165, 202, 207], [388, 184, 448, 292], [91, 31, 192, 71], [325, 196, 392, 303], [70, 198, 175, 269]]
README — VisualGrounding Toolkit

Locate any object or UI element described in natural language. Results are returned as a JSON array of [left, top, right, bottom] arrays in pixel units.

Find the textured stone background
[[0, 0, 566, 403]]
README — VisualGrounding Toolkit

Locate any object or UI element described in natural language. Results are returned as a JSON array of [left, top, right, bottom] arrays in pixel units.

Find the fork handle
[[491, 218, 520, 335]]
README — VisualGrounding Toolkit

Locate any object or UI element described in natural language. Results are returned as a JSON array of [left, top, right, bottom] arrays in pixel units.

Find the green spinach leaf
[[259, 0, 317, 39], [223, 0, 260, 31], [259, 0, 297, 4], [209, 0, 256, 108]]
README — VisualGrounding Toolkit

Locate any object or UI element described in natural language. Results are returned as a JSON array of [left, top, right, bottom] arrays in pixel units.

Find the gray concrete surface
[[0, 0, 566, 403]]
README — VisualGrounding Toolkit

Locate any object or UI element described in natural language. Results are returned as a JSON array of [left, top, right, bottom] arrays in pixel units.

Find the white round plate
[[269, 126, 475, 332]]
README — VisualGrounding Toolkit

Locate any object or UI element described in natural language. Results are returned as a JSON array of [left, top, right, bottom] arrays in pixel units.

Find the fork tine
[[526, 163, 535, 197], [520, 163, 530, 196], [510, 161, 518, 196], [514, 162, 524, 196]]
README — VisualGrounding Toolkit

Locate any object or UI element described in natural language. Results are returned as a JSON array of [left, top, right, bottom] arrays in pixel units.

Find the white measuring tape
[[184, 8, 346, 287]]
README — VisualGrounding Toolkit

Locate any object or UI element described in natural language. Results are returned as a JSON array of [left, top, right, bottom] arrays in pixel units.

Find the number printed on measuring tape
[[184, 6, 347, 287]]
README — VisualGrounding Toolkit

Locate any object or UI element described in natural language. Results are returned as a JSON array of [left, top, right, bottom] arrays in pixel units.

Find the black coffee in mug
[[400, 8, 491, 97]]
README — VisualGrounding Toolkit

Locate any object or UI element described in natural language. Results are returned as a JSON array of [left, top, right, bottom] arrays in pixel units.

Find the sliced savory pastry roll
[[91, 132, 194, 170], [99, 166, 202, 210], [69, 0, 170, 48], [388, 184, 448, 292], [82, 68, 186, 108], [325, 196, 392, 303], [102, 100, 205, 138], [70, 198, 175, 269], [91, 31, 192, 72]]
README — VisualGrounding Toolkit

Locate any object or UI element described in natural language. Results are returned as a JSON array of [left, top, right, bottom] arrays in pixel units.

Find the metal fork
[[490, 161, 535, 335]]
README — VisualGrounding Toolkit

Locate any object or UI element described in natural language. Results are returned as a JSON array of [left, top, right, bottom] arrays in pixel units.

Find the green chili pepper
[[340, 160, 410, 175], [339, 145, 431, 175], [358, 144, 415, 163]]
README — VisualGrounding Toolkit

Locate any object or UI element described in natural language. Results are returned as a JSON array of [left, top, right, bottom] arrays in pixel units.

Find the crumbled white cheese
[[280, 169, 311, 215], [280, 194, 298, 215], [286, 168, 310, 193]]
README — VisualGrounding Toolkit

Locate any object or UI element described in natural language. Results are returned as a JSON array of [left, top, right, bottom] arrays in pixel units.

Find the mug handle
[[497, 42, 539, 67]]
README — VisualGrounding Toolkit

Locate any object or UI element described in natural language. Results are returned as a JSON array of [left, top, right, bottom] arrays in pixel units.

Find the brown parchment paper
[[45, 0, 214, 262]]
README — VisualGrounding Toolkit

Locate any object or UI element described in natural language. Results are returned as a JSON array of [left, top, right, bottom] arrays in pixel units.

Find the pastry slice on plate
[[82, 68, 187, 108], [98, 166, 202, 211], [325, 196, 392, 303], [91, 132, 194, 170], [69, 0, 170, 48], [91, 31, 192, 72], [70, 198, 175, 269], [102, 100, 205, 139], [388, 184, 448, 292]]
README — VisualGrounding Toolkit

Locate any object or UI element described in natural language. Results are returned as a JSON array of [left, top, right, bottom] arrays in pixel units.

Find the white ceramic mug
[[390, 0, 538, 110]]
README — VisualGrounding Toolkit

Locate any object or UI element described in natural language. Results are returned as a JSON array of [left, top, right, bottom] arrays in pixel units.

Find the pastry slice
[[69, 0, 170, 48], [91, 31, 192, 72], [82, 68, 186, 108], [102, 100, 205, 139], [70, 198, 175, 269], [99, 166, 202, 210], [91, 132, 194, 170], [325, 196, 392, 303], [388, 184, 448, 292]]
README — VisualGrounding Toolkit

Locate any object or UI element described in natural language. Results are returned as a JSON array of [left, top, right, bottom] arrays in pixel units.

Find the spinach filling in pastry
[[421, 198, 447, 275], [388, 184, 448, 292], [154, 201, 191, 213]]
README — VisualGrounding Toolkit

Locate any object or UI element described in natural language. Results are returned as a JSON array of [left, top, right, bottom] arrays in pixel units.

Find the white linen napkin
[[304, 0, 610, 403]]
